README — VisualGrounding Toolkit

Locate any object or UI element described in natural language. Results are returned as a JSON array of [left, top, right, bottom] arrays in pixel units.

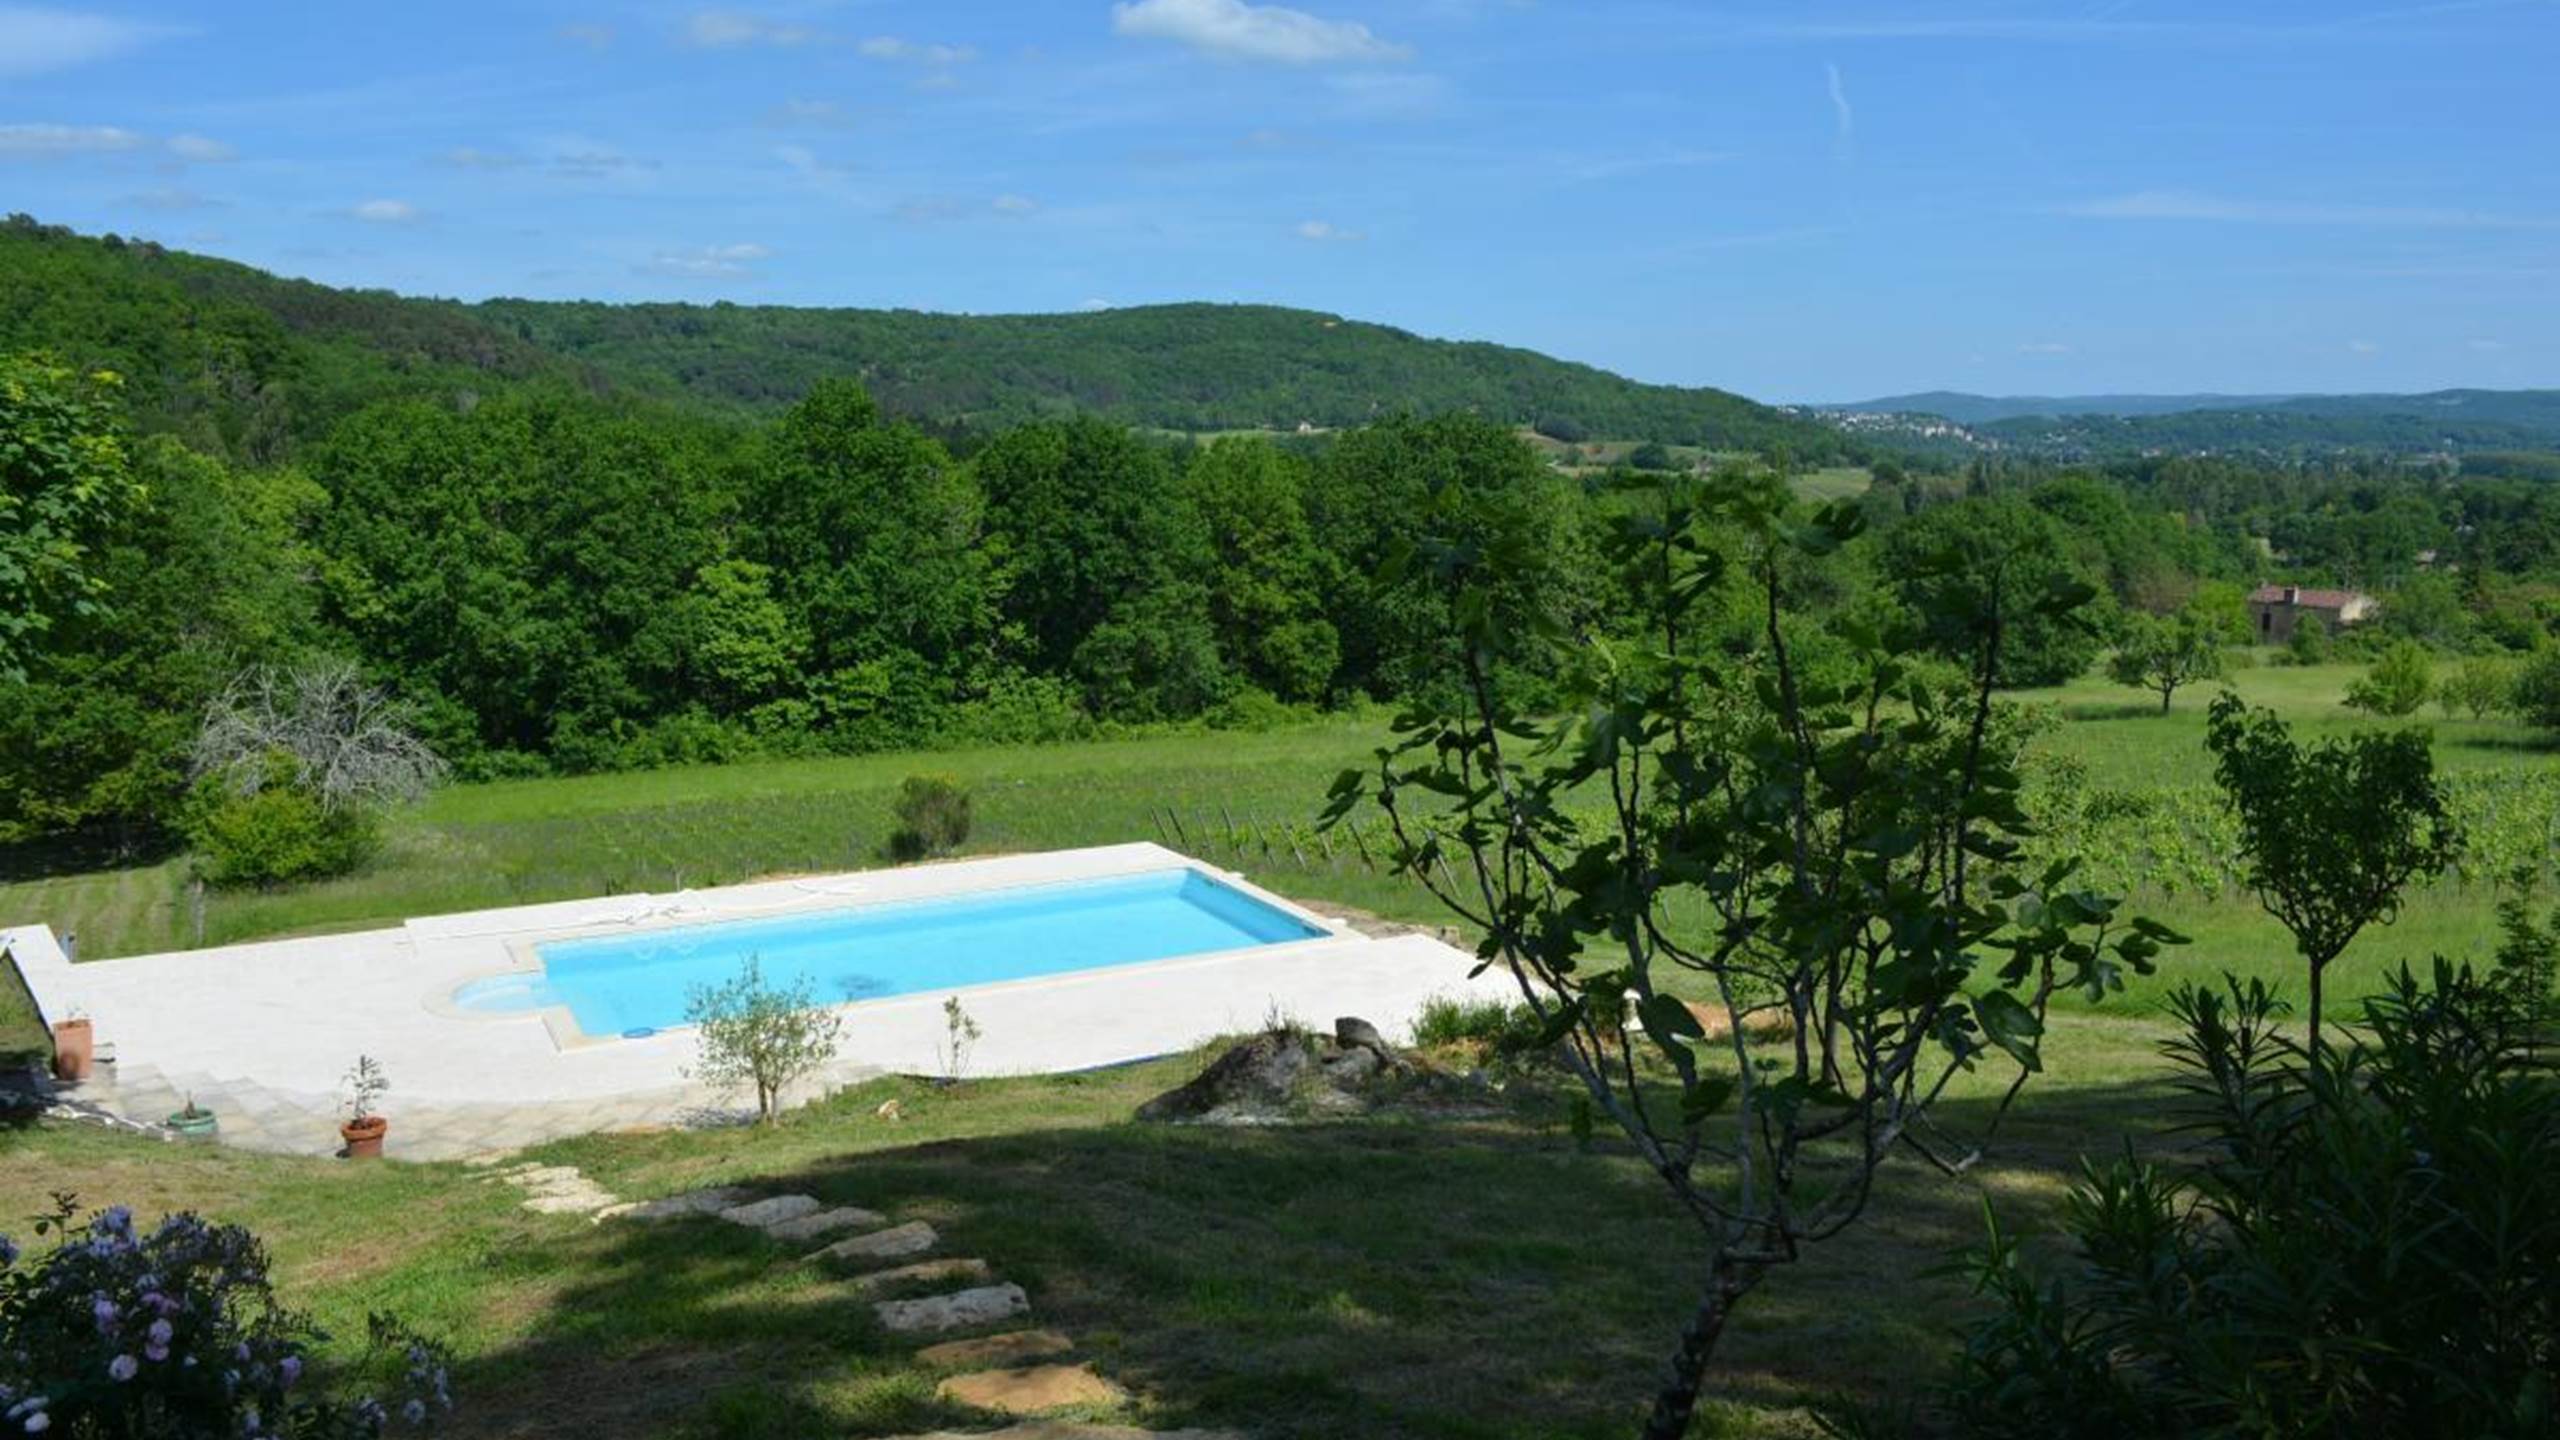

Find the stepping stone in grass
[[870, 1414, 1249, 1424], [812, 1219, 937, 1265], [763, 1205, 886, 1244], [596, 1186, 757, 1222], [521, 1186, 617, 1216], [916, 1330, 1076, 1370], [716, 1194, 823, 1228], [873, 1283, 1029, 1335], [936, 1363, 1128, 1415], [869, 1425, 1244, 1440], [492, 1165, 582, 1188], [846, 1257, 991, 1296]]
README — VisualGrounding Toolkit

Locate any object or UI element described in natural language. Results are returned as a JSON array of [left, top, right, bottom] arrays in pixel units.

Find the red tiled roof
[[2249, 584, 2367, 608]]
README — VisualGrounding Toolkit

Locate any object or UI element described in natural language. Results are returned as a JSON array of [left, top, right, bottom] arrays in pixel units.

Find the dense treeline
[[18, 338, 2560, 854], [0, 357, 1614, 842], [0, 217, 1852, 461]]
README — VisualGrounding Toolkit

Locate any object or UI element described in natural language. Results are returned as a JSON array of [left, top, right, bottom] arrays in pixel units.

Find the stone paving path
[[41, 1058, 772, 1161], [483, 1172, 1247, 1438]]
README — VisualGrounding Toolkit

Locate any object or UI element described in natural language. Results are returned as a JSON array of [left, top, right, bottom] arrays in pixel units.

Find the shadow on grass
[[0, 825, 181, 884], [441, 1070, 2191, 1440], [2056, 700, 2179, 723], [2443, 729, 2560, 758]]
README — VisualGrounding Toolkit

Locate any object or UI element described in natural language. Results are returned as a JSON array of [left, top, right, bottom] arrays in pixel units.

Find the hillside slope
[[1828, 391, 2301, 423], [480, 297, 1846, 452], [0, 217, 1849, 459]]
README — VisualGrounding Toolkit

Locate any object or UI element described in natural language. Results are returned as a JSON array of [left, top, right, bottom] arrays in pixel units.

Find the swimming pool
[[453, 867, 1328, 1039]]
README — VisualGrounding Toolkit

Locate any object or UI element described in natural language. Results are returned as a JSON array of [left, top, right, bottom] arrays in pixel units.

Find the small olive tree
[[685, 956, 844, 1124], [2205, 693, 2462, 1050], [1325, 468, 2175, 1437]]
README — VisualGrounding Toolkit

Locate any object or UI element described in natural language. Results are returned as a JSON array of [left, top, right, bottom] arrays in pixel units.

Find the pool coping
[[3, 842, 1516, 1120], [419, 861, 1361, 1055]]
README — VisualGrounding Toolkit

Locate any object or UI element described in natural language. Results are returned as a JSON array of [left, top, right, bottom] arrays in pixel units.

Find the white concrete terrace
[[4, 843, 1508, 1157]]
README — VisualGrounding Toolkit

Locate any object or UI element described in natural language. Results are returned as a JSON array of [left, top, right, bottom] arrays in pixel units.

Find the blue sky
[[3, 0, 2554, 401]]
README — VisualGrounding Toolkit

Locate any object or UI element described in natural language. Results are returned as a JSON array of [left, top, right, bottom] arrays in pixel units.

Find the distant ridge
[[1823, 392, 2301, 424], [1827, 389, 2560, 428]]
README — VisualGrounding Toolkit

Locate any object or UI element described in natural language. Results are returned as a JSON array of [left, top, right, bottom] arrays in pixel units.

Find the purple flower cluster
[[0, 1202, 455, 1438]]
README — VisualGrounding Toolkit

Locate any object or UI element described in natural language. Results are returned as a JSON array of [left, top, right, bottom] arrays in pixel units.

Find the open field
[[2, 1012, 2181, 1439]]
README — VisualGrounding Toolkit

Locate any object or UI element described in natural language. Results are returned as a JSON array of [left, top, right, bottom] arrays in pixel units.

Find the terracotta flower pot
[[340, 1115, 388, 1159], [50, 1017, 93, 1083]]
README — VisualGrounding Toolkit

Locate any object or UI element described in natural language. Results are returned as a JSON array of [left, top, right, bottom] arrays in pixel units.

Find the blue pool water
[[453, 868, 1324, 1038]]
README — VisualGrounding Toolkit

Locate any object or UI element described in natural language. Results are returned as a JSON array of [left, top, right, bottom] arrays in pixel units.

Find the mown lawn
[[1, 1013, 2180, 1439]]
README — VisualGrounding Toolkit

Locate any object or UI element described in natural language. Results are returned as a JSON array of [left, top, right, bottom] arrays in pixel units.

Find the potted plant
[[50, 1011, 93, 1082], [167, 1094, 219, 1139], [339, 1054, 389, 1159]]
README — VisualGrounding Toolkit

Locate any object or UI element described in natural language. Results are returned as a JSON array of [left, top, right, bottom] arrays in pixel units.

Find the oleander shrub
[[1945, 956, 2560, 1438]]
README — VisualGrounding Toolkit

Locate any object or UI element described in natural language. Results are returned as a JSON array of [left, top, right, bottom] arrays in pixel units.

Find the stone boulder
[[1136, 1018, 1433, 1125]]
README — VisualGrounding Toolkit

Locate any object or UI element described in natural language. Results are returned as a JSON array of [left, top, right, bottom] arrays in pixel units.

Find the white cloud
[[1112, 0, 1409, 63], [859, 35, 977, 63], [546, 142, 657, 178], [166, 133, 235, 163], [684, 10, 816, 47], [992, 193, 1038, 214], [1295, 218, 1362, 242], [2347, 338, 2382, 355], [1079, 298, 1114, 311], [0, 122, 145, 157], [438, 146, 523, 169], [2468, 338, 2508, 352], [2017, 341, 2072, 355], [774, 144, 850, 184], [2065, 189, 2560, 230], [0, 5, 184, 78], [350, 198, 420, 224], [1825, 62, 1854, 144], [558, 22, 615, 49], [644, 242, 772, 278]]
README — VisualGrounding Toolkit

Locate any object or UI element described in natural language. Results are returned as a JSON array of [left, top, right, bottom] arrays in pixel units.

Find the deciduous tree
[[2106, 609, 2225, 713], [2205, 693, 2461, 1049], [1327, 468, 2172, 1436]]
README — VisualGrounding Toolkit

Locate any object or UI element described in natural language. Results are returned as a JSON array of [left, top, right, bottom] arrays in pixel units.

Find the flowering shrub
[[0, 1197, 453, 1437]]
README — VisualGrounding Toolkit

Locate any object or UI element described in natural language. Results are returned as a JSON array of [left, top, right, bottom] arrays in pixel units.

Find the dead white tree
[[191, 659, 447, 810]]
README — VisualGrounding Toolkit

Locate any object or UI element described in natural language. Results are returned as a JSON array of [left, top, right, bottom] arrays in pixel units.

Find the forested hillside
[[476, 296, 1852, 453], [0, 217, 1849, 458]]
